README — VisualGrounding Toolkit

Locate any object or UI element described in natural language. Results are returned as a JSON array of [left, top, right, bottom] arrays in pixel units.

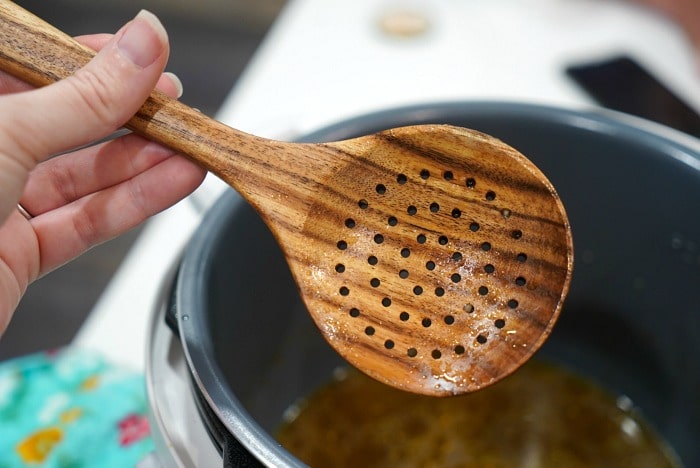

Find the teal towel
[[0, 348, 154, 467]]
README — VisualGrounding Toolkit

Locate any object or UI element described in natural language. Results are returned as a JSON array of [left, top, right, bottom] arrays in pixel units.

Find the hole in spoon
[[322, 155, 561, 394]]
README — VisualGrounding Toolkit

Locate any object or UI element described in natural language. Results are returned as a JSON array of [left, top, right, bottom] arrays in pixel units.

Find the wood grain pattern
[[0, 1, 573, 396]]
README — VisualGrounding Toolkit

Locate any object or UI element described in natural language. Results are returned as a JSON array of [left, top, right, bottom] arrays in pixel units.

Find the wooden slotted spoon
[[0, 1, 573, 396]]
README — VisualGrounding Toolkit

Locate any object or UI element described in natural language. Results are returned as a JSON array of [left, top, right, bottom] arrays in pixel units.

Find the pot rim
[[175, 100, 700, 466]]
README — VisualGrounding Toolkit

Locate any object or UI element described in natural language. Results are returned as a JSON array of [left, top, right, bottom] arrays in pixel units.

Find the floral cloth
[[0, 348, 154, 467]]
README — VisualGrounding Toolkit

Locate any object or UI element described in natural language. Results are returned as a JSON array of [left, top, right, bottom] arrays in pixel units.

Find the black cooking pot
[[176, 102, 700, 467]]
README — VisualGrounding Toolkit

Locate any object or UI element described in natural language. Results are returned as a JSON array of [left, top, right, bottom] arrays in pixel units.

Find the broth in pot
[[277, 360, 680, 467]]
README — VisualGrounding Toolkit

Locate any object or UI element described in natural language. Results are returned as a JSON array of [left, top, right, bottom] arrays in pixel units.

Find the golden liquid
[[276, 361, 680, 467]]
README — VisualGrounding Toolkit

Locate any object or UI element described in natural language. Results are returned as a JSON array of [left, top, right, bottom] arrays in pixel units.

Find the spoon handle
[[0, 1, 277, 187]]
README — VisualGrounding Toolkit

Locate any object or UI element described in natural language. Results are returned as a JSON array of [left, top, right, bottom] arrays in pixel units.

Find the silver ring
[[17, 203, 33, 220]]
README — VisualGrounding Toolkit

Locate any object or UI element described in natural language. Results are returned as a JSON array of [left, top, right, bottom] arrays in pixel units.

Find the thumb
[[0, 10, 169, 167]]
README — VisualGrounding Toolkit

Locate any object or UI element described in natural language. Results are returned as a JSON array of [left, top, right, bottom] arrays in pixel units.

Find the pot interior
[[186, 103, 700, 466]]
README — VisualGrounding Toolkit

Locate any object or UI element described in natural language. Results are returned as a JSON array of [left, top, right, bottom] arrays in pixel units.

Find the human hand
[[0, 11, 206, 334]]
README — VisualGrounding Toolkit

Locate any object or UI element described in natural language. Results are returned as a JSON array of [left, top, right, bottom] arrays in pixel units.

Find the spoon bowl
[[293, 126, 572, 394]]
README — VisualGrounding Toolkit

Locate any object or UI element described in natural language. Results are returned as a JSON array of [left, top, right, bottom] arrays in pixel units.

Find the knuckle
[[72, 205, 101, 249], [44, 161, 79, 204], [66, 68, 122, 132], [127, 177, 150, 219]]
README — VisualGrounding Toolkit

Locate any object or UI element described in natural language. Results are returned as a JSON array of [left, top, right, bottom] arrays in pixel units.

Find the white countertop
[[219, 0, 699, 137], [74, 0, 700, 371]]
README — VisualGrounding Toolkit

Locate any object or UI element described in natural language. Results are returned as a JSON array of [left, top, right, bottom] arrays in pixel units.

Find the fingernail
[[163, 72, 183, 98], [117, 10, 167, 68]]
